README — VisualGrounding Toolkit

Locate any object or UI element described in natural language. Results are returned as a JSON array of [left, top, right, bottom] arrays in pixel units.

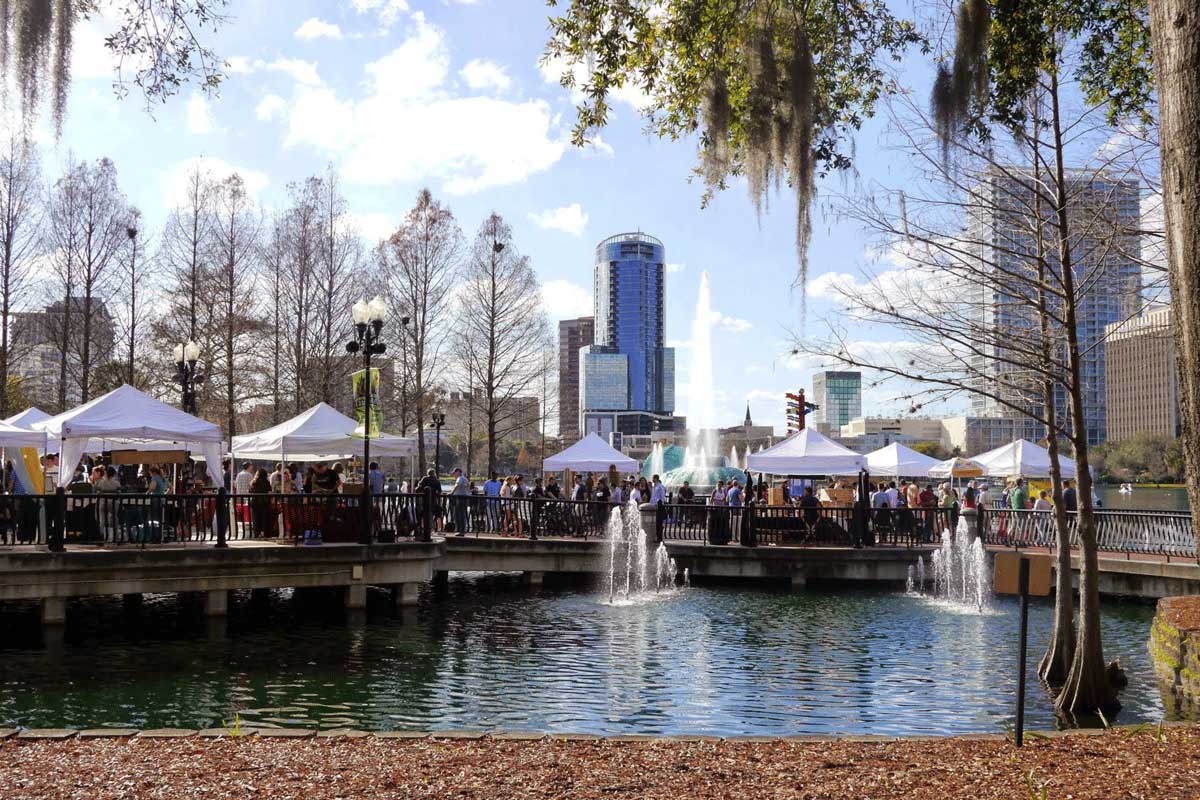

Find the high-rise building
[[966, 169, 1142, 445], [556, 316, 593, 442], [580, 232, 679, 436], [811, 371, 862, 428], [10, 298, 116, 407], [1105, 305, 1178, 441]]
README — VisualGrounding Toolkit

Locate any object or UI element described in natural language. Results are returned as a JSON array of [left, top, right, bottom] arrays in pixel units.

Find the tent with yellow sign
[[0, 418, 48, 493]]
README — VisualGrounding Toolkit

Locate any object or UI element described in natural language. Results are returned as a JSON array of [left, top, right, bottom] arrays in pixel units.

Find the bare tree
[[69, 157, 128, 403], [113, 207, 155, 389], [456, 213, 549, 473], [46, 153, 83, 411], [159, 164, 213, 344], [0, 134, 41, 417], [311, 166, 358, 408], [277, 178, 322, 413], [208, 173, 264, 437], [378, 189, 463, 472], [803, 86, 1159, 714]]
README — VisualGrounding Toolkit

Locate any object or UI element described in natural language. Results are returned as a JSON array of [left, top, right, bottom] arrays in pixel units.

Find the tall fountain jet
[[687, 271, 717, 461]]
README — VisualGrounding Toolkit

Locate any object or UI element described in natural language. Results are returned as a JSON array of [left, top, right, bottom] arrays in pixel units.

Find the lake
[[0, 576, 1170, 736]]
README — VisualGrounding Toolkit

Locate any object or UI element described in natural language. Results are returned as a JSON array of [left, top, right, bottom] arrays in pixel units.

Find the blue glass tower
[[580, 232, 677, 437]]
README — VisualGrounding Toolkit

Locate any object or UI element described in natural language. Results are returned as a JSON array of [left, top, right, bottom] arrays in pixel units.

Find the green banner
[[352, 367, 383, 437]]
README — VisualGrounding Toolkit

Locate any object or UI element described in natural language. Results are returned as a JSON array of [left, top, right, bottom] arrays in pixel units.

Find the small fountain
[[648, 442, 665, 478], [605, 501, 680, 604], [729, 445, 740, 471], [911, 518, 991, 612]]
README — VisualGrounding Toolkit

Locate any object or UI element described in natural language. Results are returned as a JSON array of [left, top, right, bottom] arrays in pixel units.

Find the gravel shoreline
[[3, 727, 1200, 799]]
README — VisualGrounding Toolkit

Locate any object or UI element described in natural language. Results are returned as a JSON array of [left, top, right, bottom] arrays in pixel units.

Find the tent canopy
[[971, 439, 1077, 479], [865, 442, 941, 477], [38, 385, 225, 487], [0, 418, 47, 449], [5, 407, 51, 429], [928, 456, 986, 479], [543, 433, 638, 473], [230, 402, 416, 461], [746, 427, 866, 476]]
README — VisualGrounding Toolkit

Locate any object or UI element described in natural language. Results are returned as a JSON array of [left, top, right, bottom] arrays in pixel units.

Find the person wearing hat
[[450, 467, 468, 535]]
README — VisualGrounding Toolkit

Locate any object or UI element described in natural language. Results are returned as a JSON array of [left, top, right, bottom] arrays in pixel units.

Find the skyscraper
[[580, 232, 677, 436], [557, 316, 594, 441], [811, 371, 862, 428], [1105, 305, 1178, 441], [966, 168, 1142, 445]]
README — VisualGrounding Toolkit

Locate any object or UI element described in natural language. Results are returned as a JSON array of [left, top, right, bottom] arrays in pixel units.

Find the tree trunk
[[1047, 71, 1117, 716], [1149, 0, 1200, 554], [1030, 97, 1074, 685]]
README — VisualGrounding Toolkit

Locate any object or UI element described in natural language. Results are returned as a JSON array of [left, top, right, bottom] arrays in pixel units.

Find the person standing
[[312, 462, 339, 494], [269, 462, 285, 493], [367, 461, 385, 496], [484, 471, 502, 530], [884, 481, 900, 509], [610, 478, 624, 506], [649, 474, 667, 505], [234, 462, 255, 495], [450, 467, 468, 535], [1010, 478, 1029, 511], [250, 468, 273, 537], [1062, 479, 1078, 513]]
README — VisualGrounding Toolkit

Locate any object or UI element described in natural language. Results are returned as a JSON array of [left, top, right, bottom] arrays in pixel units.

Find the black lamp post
[[173, 340, 204, 414], [346, 295, 387, 545], [430, 411, 446, 477]]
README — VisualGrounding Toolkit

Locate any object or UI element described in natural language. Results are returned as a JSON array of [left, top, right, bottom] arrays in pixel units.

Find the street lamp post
[[430, 411, 446, 477], [173, 340, 205, 415], [346, 295, 387, 545]]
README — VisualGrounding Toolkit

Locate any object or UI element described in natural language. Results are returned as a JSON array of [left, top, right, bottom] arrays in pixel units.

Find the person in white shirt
[[610, 481, 624, 505], [884, 481, 900, 509], [649, 475, 667, 505], [234, 462, 255, 494]]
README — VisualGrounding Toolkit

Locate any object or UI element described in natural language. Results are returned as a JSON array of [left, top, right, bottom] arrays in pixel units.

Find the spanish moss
[[51, 0, 72, 135], [931, 0, 990, 160], [0, 0, 78, 134]]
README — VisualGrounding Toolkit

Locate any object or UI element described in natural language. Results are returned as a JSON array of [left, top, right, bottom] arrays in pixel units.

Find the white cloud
[[225, 56, 253, 74], [163, 157, 269, 208], [541, 279, 592, 319], [258, 58, 322, 86], [185, 92, 216, 134], [347, 212, 397, 243], [745, 389, 784, 404], [295, 18, 344, 40], [527, 203, 588, 236], [539, 52, 652, 110], [255, 94, 287, 122], [583, 135, 615, 158], [71, 14, 120, 79], [666, 338, 692, 350], [283, 14, 565, 194], [666, 262, 685, 273], [460, 58, 511, 92], [716, 314, 753, 333], [353, 0, 409, 27]]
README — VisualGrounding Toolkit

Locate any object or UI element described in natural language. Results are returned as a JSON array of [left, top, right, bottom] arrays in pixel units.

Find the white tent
[[746, 427, 866, 476], [230, 402, 416, 461], [37, 384, 226, 488], [865, 442, 941, 477], [0, 417, 47, 449], [543, 433, 638, 473], [971, 438, 1077, 479], [928, 456, 986, 479], [5, 407, 51, 429]]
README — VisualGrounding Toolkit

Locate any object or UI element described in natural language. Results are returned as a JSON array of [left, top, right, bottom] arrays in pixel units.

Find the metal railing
[[0, 488, 619, 549], [981, 507, 1197, 559], [657, 502, 958, 548]]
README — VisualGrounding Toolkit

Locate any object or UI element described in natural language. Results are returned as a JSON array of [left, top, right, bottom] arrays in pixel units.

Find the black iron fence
[[658, 502, 958, 548], [980, 506, 1197, 559], [0, 488, 620, 549]]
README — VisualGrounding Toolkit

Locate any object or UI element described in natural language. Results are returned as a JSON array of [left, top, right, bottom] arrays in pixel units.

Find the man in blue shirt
[[483, 471, 502, 531], [367, 461, 385, 495], [649, 474, 667, 505]]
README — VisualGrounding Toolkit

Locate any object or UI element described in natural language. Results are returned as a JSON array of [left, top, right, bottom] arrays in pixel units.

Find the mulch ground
[[4, 729, 1200, 800]]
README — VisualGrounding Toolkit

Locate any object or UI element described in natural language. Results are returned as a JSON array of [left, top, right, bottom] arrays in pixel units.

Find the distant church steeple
[[744, 403, 753, 427]]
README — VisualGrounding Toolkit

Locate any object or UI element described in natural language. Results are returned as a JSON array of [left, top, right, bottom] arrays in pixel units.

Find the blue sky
[[39, 0, 947, 433]]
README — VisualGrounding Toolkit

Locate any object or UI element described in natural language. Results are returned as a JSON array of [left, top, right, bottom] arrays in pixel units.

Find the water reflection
[[0, 577, 1167, 735]]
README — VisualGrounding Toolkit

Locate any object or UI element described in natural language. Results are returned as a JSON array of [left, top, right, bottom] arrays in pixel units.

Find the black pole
[[215, 486, 229, 548], [48, 487, 65, 553], [421, 485, 434, 543], [360, 347, 373, 546], [1015, 556, 1030, 747]]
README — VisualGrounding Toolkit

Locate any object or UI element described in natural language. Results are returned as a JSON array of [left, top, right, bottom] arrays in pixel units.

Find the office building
[[557, 316, 594, 442], [442, 389, 541, 443], [940, 415, 1044, 456], [10, 298, 116, 407], [811, 371, 862, 428], [966, 168, 1142, 445], [1105, 305, 1178, 441], [581, 232, 680, 436]]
